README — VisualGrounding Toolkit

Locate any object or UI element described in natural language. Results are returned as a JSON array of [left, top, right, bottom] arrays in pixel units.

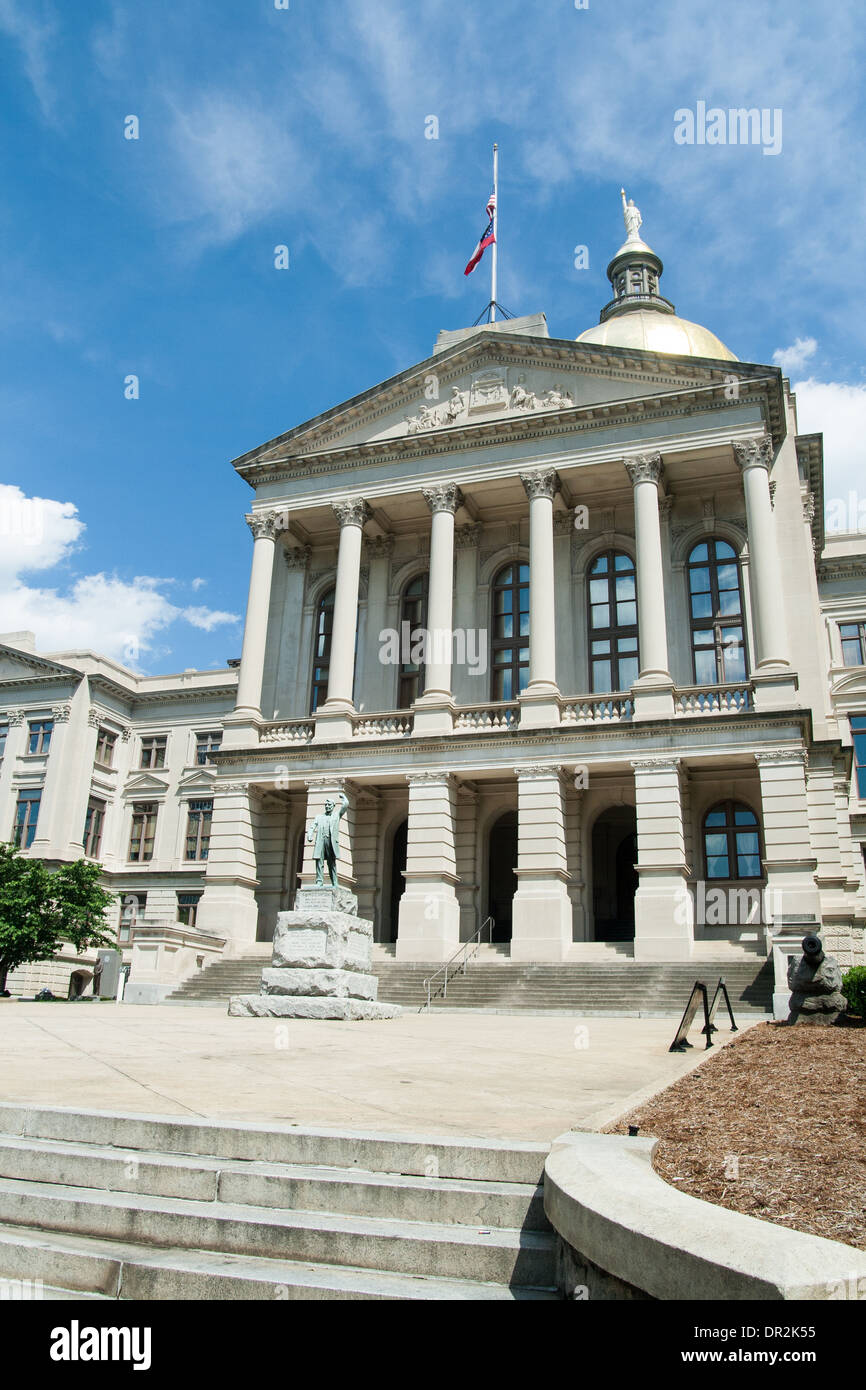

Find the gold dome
[[576, 309, 737, 362]]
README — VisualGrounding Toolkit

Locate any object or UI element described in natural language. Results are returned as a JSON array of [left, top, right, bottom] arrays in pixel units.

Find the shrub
[[841, 966, 866, 1018]]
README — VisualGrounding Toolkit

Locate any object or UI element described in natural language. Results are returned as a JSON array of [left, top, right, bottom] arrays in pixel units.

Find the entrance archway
[[386, 820, 408, 943], [487, 810, 517, 942], [591, 807, 637, 941]]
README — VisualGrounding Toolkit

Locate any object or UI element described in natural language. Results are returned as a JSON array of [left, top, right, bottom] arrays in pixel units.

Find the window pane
[[615, 575, 635, 600], [591, 639, 610, 656], [518, 611, 529, 637], [614, 553, 633, 572], [616, 601, 636, 627], [734, 806, 758, 825], [495, 613, 513, 639], [691, 593, 712, 620], [592, 659, 611, 692], [737, 853, 761, 877], [689, 566, 711, 593], [718, 588, 742, 617], [618, 655, 639, 689], [694, 646, 717, 684], [590, 555, 608, 574], [591, 603, 610, 629], [589, 579, 608, 605], [498, 566, 512, 586], [705, 810, 726, 827], [715, 541, 736, 559], [689, 543, 709, 563], [518, 564, 529, 582], [706, 854, 730, 878], [619, 636, 638, 653]]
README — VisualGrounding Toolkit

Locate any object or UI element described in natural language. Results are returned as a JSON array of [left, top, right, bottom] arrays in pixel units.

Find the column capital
[[755, 748, 808, 767], [406, 770, 454, 787], [421, 483, 464, 515], [87, 708, 102, 729], [631, 755, 681, 773], [624, 453, 664, 488], [51, 703, 72, 724], [284, 544, 312, 570], [733, 436, 773, 473], [304, 775, 351, 793], [245, 510, 284, 541], [455, 522, 482, 549], [6, 709, 25, 726], [520, 468, 560, 502], [332, 497, 372, 529], [514, 762, 564, 781], [364, 534, 395, 559]]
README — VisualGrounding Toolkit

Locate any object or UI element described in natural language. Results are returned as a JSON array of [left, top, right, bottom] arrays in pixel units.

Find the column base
[[631, 677, 675, 721], [220, 712, 262, 750], [751, 670, 799, 711], [395, 880, 461, 961], [518, 685, 562, 729], [511, 876, 573, 961], [411, 698, 455, 737], [633, 869, 694, 961]]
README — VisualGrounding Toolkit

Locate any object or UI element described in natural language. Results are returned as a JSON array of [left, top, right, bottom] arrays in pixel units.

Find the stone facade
[[2, 227, 866, 1006]]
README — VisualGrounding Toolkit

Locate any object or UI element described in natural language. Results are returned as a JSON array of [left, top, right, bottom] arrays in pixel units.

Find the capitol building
[[3, 201, 865, 1011]]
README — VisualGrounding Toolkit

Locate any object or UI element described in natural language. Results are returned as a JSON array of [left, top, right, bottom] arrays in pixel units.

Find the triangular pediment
[[233, 328, 743, 478], [177, 768, 217, 795], [0, 644, 81, 686], [122, 771, 170, 796]]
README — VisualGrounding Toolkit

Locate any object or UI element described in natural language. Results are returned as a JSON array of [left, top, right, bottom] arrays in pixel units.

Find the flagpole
[[490, 143, 498, 323]]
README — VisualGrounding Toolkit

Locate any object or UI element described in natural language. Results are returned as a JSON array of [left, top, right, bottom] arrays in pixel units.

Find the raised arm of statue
[[337, 792, 349, 820]]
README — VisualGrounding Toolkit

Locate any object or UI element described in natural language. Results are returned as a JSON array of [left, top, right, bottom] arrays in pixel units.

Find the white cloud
[[773, 337, 817, 374], [793, 377, 866, 511], [0, 0, 58, 122], [0, 485, 239, 667]]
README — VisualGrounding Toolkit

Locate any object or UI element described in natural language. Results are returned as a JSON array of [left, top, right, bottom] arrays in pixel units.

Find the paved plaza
[[0, 1003, 753, 1140]]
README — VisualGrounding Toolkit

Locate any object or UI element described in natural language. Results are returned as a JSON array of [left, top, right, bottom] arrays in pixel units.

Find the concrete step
[[0, 1135, 548, 1229], [0, 1225, 556, 1301], [0, 1105, 550, 1185], [0, 1178, 556, 1287]]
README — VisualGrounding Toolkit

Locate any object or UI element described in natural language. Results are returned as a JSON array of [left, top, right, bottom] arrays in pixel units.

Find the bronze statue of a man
[[306, 792, 349, 887]]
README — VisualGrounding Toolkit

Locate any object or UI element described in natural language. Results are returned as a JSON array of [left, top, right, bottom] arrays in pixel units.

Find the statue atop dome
[[620, 188, 643, 242]]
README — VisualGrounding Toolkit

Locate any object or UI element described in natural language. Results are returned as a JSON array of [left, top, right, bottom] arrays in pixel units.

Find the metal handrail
[[421, 916, 494, 1012]]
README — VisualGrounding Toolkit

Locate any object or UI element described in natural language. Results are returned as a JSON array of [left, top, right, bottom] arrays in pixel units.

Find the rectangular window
[[840, 622, 866, 667], [119, 892, 146, 943], [95, 728, 117, 767], [177, 892, 203, 928], [83, 798, 106, 859], [0, 723, 7, 758], [139, 735, 167, 769], [27, 720, 53, 754], [13, 789, 41, 848], [185, 799, 213, 861], [195, 731, 222, 766], [853, 717, 866, 800], [128, 802, 158, 861]]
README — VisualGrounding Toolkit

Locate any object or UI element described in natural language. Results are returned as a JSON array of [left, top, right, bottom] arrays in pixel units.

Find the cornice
[[239, 376, 784, 488]]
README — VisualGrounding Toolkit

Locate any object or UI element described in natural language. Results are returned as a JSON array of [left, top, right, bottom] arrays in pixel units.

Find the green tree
[[0, 844, 115, 995]]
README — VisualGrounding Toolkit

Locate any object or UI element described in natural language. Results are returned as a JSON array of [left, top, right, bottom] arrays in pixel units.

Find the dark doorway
[[487, 810, 517, 942], [386, 820, 408, 943], [592, 807, 638, 941]]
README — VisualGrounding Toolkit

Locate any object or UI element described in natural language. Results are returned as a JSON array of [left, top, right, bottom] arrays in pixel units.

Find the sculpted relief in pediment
[[404, 367, 575, 435]]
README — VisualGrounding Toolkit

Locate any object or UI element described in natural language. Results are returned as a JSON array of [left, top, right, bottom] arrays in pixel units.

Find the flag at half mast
[[464, 192, 496, 275]]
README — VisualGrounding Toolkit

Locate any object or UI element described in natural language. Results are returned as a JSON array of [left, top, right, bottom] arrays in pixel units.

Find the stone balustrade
[[453, 702, 519, 732], [674, 684, 752, 716], [352, 712, 413, 739], [259, 720, 315, 744], [561, 694, 634, 725]]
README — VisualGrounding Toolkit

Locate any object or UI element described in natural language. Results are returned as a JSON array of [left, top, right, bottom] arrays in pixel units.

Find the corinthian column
[[625, 453, 674, 719], [518, 468, 561, 729], [233, 511, 282, 722], [315, 497, 370, 741], [733, 437, 797, 711], [413, 483, 463, 736]]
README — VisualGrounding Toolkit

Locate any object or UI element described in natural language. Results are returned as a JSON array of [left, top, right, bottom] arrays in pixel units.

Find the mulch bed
[[608, 1022, 866, 1250]]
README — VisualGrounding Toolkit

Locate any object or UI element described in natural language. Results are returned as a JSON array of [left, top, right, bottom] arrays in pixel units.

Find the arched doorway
[[487, 810, 517, 943], [386, 820, 408, 943], [591, 807, 637, 941]]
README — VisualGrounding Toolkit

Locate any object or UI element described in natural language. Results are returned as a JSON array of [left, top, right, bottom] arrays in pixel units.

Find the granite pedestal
[[228, 888, 401, 1020]]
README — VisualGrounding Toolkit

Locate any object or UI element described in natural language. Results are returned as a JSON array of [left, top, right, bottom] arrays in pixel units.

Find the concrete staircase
[[167, 949, 773, 1016], [0, 1104, 558, 1301]]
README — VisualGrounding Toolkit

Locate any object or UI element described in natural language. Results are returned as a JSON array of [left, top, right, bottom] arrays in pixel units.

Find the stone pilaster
[[631, 756, 694, 960], [195, 782, 261, 952], [395, 772, 461, 961], [756, 747, 821, 1017], [511, 764, 573, 960], [625, 453, 674, 719]]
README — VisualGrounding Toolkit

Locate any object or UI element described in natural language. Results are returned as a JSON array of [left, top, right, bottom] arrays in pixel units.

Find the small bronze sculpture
[[306, 792, 349, 888]]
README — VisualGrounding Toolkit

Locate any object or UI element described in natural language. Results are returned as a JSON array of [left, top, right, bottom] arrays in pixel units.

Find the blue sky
[[1, 0, 864, 673]]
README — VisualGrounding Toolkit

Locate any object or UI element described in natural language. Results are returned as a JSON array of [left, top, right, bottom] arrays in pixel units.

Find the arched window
[[398, 573, 428, 708], [309, 587, 335, 713], [587, 551, 639, 692], [687, 540, 748, 684], [491, 562, 529, 701], [703, 801, 762, 880]]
